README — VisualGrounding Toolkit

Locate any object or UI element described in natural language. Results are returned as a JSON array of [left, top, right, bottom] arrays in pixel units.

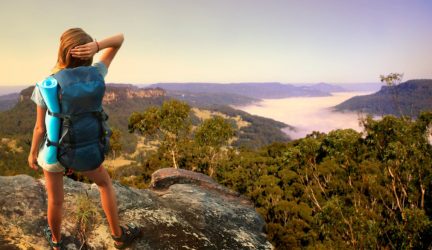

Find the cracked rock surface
[[0, 168, 273, 249]]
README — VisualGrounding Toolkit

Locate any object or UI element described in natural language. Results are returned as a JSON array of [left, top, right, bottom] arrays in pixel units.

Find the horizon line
[[0, 81, 388, 87]]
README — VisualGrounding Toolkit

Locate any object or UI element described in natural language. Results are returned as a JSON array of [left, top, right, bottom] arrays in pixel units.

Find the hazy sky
[[0, 0, 431, 85]]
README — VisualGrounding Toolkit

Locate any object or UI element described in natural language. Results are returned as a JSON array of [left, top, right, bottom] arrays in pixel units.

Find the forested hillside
[[335, 79, 432, 117], [217, 113, 432, 248], [0, 85, 290, 153], [0, 85, 290, 183], [125, 109, 432, 249]]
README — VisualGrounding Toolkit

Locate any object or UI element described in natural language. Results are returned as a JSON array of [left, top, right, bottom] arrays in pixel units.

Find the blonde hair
[[53, 28, 93, 73]]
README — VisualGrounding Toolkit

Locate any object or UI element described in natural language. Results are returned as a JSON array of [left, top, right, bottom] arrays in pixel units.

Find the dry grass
[[74, 192, 100, 249], [192, 108, 250, 129], [104, 155, 135, 170], [1, 137, 24, 153]]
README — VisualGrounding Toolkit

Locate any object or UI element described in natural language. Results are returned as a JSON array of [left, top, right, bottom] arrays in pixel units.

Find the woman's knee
[[84, 165, 112, 187], [95, 175, 112, 188]]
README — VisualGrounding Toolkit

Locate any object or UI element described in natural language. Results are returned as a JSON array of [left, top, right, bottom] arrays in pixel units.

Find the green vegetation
[[380, 72, 404, 117], [125, 108, 432, 249], [209, 105, 290, 148], [2, 84, 432, 249], [193, 115, 234, 177], [0, 85, 290, 157], [215, 112, 432, 249], [109, 128, 123, 158], [102, 86, 165, 154], [127, 100, 235, 176], [129, 100, 193, 169], [0, 88, 36, 137], [380, 72, 404, 87], [0, 135, 39, 177], [335, 79, 432, 117]]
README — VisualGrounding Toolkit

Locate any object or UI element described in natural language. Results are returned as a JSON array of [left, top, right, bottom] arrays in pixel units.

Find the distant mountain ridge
[[300, 82, 347, 93], [0, 85, 28, 95], [150, 82, 332, 99], [167, 90, 259, 107], [0, 93, 19, 112], [334, 79, 432, 116], [0, 82, 372, 110]]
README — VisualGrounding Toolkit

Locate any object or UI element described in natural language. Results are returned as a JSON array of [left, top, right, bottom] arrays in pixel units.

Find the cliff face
[[103, 85, 165, 104], [0, 168, 273, 250], [18, 84, 166, 105]]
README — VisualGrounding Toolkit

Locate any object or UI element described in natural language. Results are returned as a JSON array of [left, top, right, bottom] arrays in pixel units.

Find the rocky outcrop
[[103, 85, 165, 104], [0, 168, 273, 249], [17, 84, 166, 105]]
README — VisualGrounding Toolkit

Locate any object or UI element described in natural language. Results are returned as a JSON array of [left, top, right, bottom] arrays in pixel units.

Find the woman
[[28, 28, 140, 249]]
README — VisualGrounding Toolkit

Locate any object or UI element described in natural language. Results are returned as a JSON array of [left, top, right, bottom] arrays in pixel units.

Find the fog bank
[[236, 92, 373, 139]]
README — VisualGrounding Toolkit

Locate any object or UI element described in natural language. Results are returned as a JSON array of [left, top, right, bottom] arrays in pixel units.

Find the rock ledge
[[0, 168, 273, 250]]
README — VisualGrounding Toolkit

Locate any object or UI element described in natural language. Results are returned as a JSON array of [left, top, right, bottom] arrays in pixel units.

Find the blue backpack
[[45, 66, 111, 171]]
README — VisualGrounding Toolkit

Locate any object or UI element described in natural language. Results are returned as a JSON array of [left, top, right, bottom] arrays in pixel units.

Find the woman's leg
[[43, 169, 64, 244], [80, 165, 122, 237]]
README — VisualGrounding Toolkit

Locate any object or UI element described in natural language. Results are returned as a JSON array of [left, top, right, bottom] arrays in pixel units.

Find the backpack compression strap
[[47, 110, 71, 120], [45, 109, 108, 149], [48, 110, 108, 121]]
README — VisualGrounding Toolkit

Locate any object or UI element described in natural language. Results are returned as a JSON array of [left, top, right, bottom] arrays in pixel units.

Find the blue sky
[[0, 0, 431, 85]]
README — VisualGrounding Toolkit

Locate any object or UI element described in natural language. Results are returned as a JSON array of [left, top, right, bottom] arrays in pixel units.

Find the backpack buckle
[[46, 138, 60, 148], [93, 110, 109, 121]]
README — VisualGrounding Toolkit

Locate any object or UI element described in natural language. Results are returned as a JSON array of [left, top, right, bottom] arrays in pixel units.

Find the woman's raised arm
[[70, 33, 124, 69]]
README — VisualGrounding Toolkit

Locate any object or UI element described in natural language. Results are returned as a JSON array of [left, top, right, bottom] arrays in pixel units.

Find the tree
[[380, 72, 404, 116], [194, 116, 234, 176], [109, 128, 122, 158], [380, 73, 403, 87], [128, 100, 191, 168]]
